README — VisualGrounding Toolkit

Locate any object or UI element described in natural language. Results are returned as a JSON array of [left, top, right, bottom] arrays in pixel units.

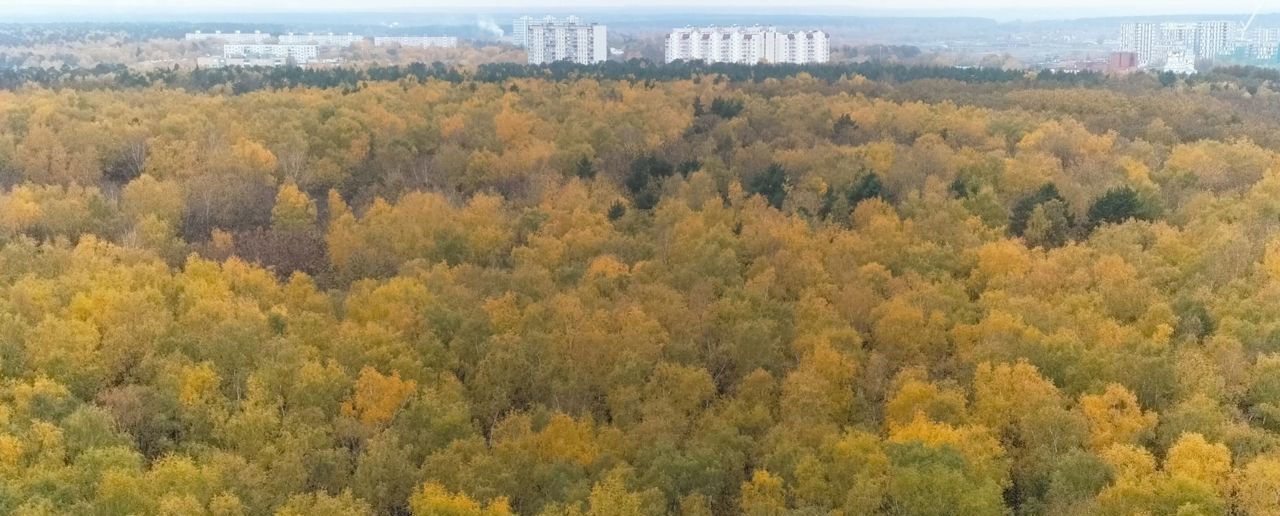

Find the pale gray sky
[[5, 0, 1275, 17]]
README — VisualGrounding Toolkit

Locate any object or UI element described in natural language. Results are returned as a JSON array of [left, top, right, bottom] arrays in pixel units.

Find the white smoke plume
[[477, 17, 504, 38]]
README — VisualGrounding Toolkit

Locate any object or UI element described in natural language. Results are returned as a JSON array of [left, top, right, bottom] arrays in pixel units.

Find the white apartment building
[[1196, 21, 1236, 60], [198, 56, 289, 68], [666, 26, 773, 64], [223, 44, 319, 64], [373, 36, 459, 48], [278, 32, 365, 47], [665, 26, 830, 64], [1246, 28, 1280, 59], [513, 15, 580, 48], [512, 16, 532, 47], [185, 30, 273, 44], [773, 30, 831, 64], [1120, 21, 1239, 66], [525, 18, 607, 65], [1119, 22, 1162, 65]]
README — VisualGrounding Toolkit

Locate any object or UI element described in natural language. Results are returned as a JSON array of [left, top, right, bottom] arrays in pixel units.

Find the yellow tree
[[1163, 433, 1230, 492], [409, 483, 512, 516], [121, 174, 185, 225], [15, 124, 100, 185], [1078, 384, 1158, 450], [739, 470, 787, 516], [1235, 454, 1280, 515], [341, 367, 417, 429], [271, 182, 317, 231]]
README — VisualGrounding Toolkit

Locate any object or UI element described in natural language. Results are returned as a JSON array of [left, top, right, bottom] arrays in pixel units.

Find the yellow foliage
[[410, 483, 512, 516], [439, 114, 466, 139], [585, 255, 630, 280], [0, 434, 23, 468], [230, 138, 278, 174], [1079, 384, 1158, 450], [271, 182, 317, 230], [1164, 433, 1231, 489], [178, 363, 221, 407], [974, 240, 1033, 284], [0, 186, 42, 234], [887, 413, 1007, 484], [341, 367, 417, 428], [1165, 139, 1275, 192], [885, 377, 968, 428], [1016, 119, 1115, 168], [534, 413, 600, 467], [1235, 455, 1280, 515], [1264, 238, 1280, 282], [739, 470, 787, 516], [1100, 443, 1158, 480], [494, 106, 537, 148]]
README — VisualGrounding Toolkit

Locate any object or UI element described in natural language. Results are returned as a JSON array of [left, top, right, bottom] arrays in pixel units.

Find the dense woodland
[[3, 61, 1280, 515]]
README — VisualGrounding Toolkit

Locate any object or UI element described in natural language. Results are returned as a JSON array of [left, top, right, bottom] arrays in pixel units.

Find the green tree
[[1087, 186, 1153, 227], [748, 164, 788, 210], [271, 182, 317, 231]]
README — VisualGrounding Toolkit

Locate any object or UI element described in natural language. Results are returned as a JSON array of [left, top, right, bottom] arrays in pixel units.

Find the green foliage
[[884, 443, 1007, 516], [747, 164, 788, 209], [1024, 199, 1074, 249], [574, 156, 596, 181], [1010, 184, 1077, 248], [271, 182, 318, 231], [847, 172, 886, 207], [1087, 186, 1153, 228], [625, 155, 675, 210], [708, 97, 745, 119], [606, 201, 626, 222], [1011, 184, 1065, 235], [833, 113, 857, 134]]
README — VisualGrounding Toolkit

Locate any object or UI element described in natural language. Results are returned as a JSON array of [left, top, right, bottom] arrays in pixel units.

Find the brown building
[[1108, 51, 1139, 73]]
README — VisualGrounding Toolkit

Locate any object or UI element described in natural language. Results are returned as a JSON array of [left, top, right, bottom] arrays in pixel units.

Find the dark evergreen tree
[[607, 201, 626, 221], [847, 173, 886, 207], [1088, 186, 1151, 227], [748, 163, 788, 209], [575, 156, 595, 180], [625, 155, 675, 210], [709, 97, 745, 119], [1010, 184, 1069, 237], [833, 113, 857, 134], [677, 159, 702, 177]]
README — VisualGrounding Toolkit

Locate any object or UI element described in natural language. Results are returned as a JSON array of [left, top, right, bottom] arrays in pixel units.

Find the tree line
[[0, 59, 1113, 93]]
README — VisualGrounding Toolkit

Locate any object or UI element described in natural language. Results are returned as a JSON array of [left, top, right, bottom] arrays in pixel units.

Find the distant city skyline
[[8, 0, 1280, 21]]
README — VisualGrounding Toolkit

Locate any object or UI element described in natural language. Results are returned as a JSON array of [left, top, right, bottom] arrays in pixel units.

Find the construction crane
[[1244, 0, 1265, 34], [1231, 0, 1266, 58]]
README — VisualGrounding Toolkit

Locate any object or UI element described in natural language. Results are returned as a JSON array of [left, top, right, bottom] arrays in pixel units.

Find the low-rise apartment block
[[278, 32, 364, 47], [184, 30, 273, 44], [665, 26, 830, 64], [223, 44, 319, 64], [373, 36, 459, 48]]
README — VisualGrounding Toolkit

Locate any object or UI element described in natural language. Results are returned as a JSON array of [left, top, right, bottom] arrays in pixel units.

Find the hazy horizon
[[7, 0, 1280, 23]]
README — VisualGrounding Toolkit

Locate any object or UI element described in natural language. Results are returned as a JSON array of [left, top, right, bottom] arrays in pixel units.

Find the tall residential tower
[[1119, 21, 1239, 66], [524, 17, 607, 65]]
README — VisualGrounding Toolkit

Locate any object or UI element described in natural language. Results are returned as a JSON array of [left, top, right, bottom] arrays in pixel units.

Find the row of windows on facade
[[664, 27, 831, 64]]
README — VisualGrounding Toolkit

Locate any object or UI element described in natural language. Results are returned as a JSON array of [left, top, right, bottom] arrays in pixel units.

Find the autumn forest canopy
[[5, 61, 1280, 515]]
